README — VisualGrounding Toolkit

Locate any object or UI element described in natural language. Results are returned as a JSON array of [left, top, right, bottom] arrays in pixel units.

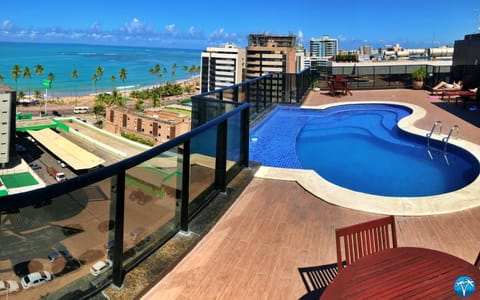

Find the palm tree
[[171, 63, 177, 82], [72, 69, 79, 104], [119, 68, 128, 100], [47, 72, 55, 102], [35, 64, 44, 77], [23, 66, 32, 98], [110, 75, 116, 89], [11, 65, 21, 94], [34, 89, 41, 101], [92, 73, 99, 94], [150, 64, 160, 86], [96, 66, 104, 92], [152, 92, 160, 108]]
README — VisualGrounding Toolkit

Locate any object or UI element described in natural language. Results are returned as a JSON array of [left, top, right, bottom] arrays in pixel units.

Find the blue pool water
[[250, 104, 480, 197]]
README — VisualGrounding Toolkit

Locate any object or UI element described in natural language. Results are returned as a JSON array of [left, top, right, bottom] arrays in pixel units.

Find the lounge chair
[[442, 89, 478, 107]]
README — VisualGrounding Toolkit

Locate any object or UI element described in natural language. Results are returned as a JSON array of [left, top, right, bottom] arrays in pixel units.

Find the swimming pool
[[250, 104, 480, 197]]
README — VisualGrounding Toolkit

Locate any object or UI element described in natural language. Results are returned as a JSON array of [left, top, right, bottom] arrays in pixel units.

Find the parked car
[[90, 259, 112, 276], [29, 162, 41, 170], [0, 280, 20, 295], [48, 250, 72, 262], [21, 271, 53, 289], [15, 144, 26, 152]]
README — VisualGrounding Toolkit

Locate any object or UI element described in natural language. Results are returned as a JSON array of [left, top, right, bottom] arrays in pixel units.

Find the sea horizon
[[0, 41, 202, 98]]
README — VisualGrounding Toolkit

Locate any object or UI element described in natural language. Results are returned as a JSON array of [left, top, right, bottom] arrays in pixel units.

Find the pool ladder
[[442, 125, 459, 165], [426, 121, 460, 165], [426, 121, 442, 160]]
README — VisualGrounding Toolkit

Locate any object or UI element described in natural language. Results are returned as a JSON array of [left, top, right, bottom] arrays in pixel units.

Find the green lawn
[[0, 172, 39, 188]]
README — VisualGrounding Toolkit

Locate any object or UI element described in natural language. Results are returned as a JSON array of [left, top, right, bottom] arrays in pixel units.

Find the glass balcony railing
[[0, 71, 312, 299]]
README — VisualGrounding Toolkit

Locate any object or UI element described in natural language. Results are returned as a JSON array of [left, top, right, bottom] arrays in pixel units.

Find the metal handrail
[[427, 121, 442, 160]]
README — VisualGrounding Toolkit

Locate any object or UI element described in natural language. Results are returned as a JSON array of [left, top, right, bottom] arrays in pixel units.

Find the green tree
[[92, 73, 99, 94], [34, 64, 44, 77], [111, 88, 125, 106], [23, 66, 32, 97], [171, 63, 177, 80], [72, 69, 79, 104], [47, 72, 55, 99], [11, 64, 21, 93], [150, 64, 160, 86], [119, 68, 128, 100], [96, 66, 104, 92], [18, 90, 25, 102], [152, 92, 160, 108], [34, 89, 41, 101]]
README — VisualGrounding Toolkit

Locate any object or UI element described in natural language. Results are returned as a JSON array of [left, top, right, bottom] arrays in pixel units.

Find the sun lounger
[[441, 89, 476, 102], [442, 90, 478, 108]]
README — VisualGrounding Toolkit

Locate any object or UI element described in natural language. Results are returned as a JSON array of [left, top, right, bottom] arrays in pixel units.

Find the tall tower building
[[245, 34, 297, 102], [310, 35, 338, 57], [200, 44, 246, 94], [0, 84, 16, 167]]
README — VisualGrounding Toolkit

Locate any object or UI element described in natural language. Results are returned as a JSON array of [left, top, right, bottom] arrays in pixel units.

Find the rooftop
[[106, 89, 480, 299]]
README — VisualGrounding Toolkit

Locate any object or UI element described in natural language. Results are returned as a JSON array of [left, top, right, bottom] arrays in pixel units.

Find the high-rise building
[[200, 44, 246, 94], [245, 34, 297, 102], [310, 35, 338, 57], [0, 84, 16, 167]]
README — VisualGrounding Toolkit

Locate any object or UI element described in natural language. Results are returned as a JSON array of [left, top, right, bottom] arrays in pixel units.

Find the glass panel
[[1, 179, 113, 298], [123, 149, 179, 266], [189, 126, 217, 215], [227, 112, 241, 170]]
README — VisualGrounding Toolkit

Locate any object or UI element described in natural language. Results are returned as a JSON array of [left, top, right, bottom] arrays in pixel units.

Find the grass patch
[[0, 172, 39, 188]]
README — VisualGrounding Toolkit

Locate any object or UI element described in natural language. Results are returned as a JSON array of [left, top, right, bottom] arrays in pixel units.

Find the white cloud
[[165, 24, 175, 34]]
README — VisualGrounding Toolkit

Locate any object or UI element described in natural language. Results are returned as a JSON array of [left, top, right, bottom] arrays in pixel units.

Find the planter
[[412, 80, 424, 90]]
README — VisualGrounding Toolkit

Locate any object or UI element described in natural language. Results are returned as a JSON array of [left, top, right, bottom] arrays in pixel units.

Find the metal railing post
[[180, 141, 190, 231], [111, 171, 125, 289], [240, 107, 250, 167]]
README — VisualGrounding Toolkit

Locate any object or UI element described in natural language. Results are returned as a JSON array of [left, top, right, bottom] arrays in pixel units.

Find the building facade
[[104, 106, 191, 146], [245, 34, 298, 103], [310, 35, 338, 58], [0, 84, 16, 167], [452, 33, 480, 89], [200, 44, 246, 93]]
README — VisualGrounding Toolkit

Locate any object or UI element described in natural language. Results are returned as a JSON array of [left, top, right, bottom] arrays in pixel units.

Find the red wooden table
[[321, 247, 480, 299]]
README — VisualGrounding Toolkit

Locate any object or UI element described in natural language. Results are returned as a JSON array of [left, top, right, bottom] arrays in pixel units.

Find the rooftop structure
[[104, 106, 191, 145]]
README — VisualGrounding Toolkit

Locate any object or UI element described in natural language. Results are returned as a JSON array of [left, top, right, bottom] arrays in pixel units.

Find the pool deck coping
[[254, 101, 480, 216]]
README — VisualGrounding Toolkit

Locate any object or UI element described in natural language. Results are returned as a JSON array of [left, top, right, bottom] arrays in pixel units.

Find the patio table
[[320, 247, 480, 299]]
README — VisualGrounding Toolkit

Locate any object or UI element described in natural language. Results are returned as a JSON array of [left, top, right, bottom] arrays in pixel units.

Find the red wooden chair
[[335, 216, 397, 272]]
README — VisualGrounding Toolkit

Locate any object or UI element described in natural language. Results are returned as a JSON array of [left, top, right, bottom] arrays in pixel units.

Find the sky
[[0, 1, 479, 50]]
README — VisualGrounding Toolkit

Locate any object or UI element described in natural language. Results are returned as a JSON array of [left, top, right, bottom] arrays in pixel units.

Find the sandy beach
[[17, 76, 200, 112]]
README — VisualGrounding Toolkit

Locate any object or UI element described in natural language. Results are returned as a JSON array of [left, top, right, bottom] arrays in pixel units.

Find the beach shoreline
[[17, 76, 200, 111]]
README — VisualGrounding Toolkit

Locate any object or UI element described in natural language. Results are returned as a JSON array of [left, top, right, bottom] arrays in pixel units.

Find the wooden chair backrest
[[335, 216, 397, 272]]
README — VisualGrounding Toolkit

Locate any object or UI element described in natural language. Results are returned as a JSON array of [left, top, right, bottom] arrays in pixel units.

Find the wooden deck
[[141, 89, 480, 299]]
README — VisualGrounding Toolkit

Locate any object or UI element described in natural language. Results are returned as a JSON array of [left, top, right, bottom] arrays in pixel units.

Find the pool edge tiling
[[254, 101, 480, 216]]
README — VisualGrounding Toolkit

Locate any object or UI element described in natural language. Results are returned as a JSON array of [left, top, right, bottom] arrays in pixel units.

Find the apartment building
[[310, 35, 338, 58], [0, 84, 16, 167], [104, 106, 191, 146], [200, 44, 246, 94], [245, 34, 298, 102]]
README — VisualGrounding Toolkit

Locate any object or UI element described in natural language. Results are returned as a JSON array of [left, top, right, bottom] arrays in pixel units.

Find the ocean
[[0, 42, 201, 97]]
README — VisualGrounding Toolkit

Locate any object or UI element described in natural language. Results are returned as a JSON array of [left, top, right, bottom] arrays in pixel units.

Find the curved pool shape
[[250, 104, 480, 197]]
